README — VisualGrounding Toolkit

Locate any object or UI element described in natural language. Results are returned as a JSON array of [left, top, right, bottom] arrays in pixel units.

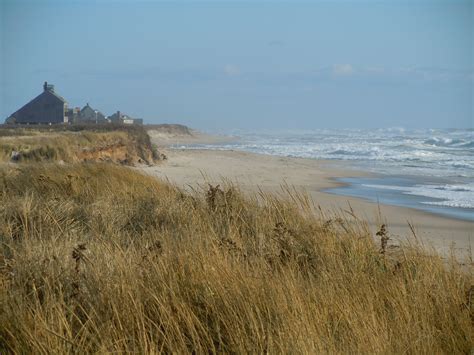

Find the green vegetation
[[0, 162, 472, 353]]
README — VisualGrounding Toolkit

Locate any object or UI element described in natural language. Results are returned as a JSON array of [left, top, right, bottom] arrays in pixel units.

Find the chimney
[[43, 81, 55, 93], [117, 111, 121, 118]]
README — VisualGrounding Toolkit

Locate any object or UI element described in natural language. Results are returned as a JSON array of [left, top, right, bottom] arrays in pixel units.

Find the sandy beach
[[144, 132, 473, 258]]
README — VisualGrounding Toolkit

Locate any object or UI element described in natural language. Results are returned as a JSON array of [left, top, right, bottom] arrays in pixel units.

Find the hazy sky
[[1, 0, 472, 129]]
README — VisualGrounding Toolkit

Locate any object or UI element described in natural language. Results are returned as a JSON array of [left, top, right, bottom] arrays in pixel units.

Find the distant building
[[108, 111, 143, 125], [5, 82, 145, 125], [5, 82, 69, 125], [78, 103, 107, 124], [66, 107, 81, 123]]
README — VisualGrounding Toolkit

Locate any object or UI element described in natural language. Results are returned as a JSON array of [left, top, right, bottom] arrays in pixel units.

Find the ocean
[[183, 128, 474, 222]]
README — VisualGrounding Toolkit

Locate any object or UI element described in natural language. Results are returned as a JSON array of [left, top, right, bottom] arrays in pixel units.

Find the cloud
[[332, 64, 354, 76], [224, 64, 241, 77]]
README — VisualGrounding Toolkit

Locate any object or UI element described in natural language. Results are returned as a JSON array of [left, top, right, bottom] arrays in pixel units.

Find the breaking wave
[[362, 183, 474, 209], [186, 128, 474, 213], [196, 128, 474, 178], [423, 137, 471, 147]]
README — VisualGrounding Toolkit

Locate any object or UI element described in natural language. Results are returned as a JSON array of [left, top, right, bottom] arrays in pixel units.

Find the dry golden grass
[[0, 163, 472, 353], [0, 125, 159, 165]]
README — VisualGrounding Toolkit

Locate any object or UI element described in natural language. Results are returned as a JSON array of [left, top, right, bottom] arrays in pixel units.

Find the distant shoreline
[[148, 128, 239, 147], [149, 128, 474, 220], [142, 130, 473, 258]]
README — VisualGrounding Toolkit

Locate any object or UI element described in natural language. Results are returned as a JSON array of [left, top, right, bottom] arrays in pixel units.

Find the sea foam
[[188, 128, 474, 212]]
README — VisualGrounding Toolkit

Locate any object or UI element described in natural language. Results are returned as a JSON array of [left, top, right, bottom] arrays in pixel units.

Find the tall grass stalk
[[0, 163, 472, 353]]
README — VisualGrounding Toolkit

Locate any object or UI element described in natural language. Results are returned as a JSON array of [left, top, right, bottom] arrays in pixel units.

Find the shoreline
[[142, 137, 474, 258], [324, 175, 474, 223]]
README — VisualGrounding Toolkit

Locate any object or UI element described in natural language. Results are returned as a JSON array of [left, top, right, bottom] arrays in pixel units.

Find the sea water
[[184, 128, 474, 222]]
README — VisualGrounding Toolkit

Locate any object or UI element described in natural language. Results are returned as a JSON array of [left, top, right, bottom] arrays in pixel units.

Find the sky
[[1, 0, 472, 130]]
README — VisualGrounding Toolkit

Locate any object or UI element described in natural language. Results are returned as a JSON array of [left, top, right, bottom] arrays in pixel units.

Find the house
[[108, 111, 143, 125], [66, 107, 81, 123], [78, 103, 107, 123], [5, 82, 69, 124]]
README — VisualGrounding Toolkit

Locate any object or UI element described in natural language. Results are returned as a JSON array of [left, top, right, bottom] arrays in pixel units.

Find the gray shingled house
[[108, 111, 143, 125], [5, 82, 69, 124], [78, 103, 107, 123]]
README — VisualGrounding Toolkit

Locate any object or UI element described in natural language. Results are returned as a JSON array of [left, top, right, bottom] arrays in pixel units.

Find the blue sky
[[1, 0, 472, 129]]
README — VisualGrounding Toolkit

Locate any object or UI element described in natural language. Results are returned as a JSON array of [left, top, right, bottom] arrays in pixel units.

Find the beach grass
[[0, 125, 160, 165], [0, 162, 472, 353]]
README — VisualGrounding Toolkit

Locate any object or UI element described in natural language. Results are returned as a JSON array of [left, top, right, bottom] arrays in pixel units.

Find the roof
[[26, 89, 65, 108], [80, 104, 106, 120], [9, 89, 66, 118], [81, 103, 102, 114], [109, 111, 133, 120], [47, 89, 67, 103]]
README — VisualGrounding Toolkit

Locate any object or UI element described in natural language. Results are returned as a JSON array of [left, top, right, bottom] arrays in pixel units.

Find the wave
[[328, 149, 374, 156], [188, 128, 474, 191], [460, 141, 474, 149], [188, 128, 474, 211], [362, 183, 474, 209], [424, 137, 473, 148], [422, 200, 474, 209]]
